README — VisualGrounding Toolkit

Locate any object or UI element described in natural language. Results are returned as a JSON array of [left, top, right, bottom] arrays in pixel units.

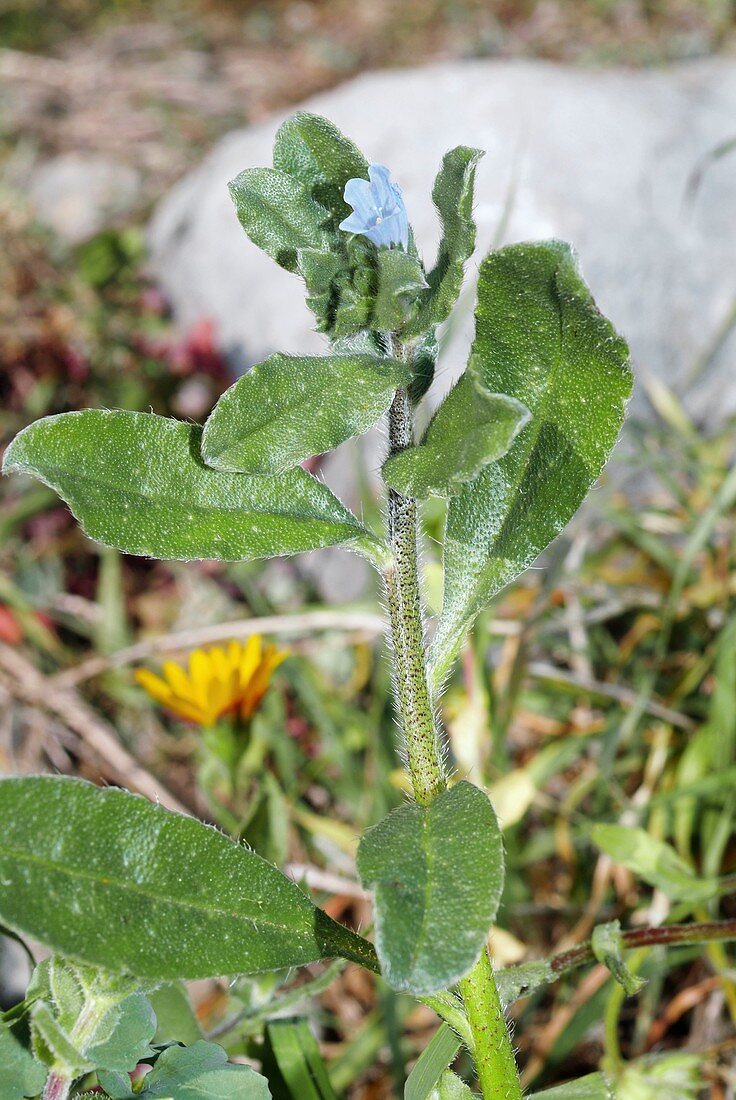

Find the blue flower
[[339, 164, 409, 249]]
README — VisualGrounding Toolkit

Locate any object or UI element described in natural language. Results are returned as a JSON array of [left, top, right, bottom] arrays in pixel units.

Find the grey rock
[[150, 58, 736, 424], [29, 153, 142, 244]]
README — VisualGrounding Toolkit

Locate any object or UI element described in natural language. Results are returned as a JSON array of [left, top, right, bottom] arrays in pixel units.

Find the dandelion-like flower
[[339, 164, 409, 249], [135, 636, 288, 726]]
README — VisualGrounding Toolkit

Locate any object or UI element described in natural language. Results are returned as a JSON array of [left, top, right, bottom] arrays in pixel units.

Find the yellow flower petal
[[188, 649, 212, 708], [167, 698, 208, 724], [162, 660, 198, 705], [238, 634, 262, 691], [209, 646, 230, 682], [137, 668, 206, 723], [137, 635, 287, 727], [135, 668, 175, 707], [241, 646, 288, 719]]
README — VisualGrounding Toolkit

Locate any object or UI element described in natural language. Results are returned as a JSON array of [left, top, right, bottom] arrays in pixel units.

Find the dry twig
[[0, 644, 188, 814]]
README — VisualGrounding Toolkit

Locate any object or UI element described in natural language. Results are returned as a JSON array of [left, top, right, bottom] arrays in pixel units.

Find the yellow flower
[[135, 636, 288, 726]]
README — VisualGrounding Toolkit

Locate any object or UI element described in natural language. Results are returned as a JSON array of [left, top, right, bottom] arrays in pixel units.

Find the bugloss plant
[[1, 112, 732, 1099]]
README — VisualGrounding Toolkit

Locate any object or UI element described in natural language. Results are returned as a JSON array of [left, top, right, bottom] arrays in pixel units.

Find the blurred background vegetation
[[1, 1, 736, 1097]]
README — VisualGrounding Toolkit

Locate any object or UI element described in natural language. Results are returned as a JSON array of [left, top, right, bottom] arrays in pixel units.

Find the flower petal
[[340, 164, 408, 249], [241, 645, 288, 719], [338, 211, 368, 235], [162, 660, 198, 704], [368, 164, 394, 207], [365, 209, 409, 249], [135, 668, 173, 706], [168, 698, 208, 724], [189, 649, 212, 708], [239, 634, 263, 690], [343, 176, 377, 221]]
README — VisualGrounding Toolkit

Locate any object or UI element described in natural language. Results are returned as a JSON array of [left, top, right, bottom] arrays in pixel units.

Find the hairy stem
[[459, 949, 523, 1100], [43, 1073, 71, 1100], [385, 386, 444, 805], [550, 917, 736, 977], [384, 377, 522, 1099]]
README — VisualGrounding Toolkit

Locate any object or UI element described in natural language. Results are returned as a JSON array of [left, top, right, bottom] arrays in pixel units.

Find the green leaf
[[96, 1070, 132, 1098], [432, 1071, 475, 1100], [616, 1055, 705, 1100], [0, 1019, 47, 1100], [265, 1018, 338, 1100], [273, 112, 369, 226], [27, 958, 155, 1076], [2, 410, 386, 567], [407, 331, 438, 404], [430, 241, 632, 687], [202, 353, 409, 475], [32, 1000, 91, 1075], [87, 993, 156, 1072], [494, 959, 554, 1006], [590, 824, 718, 902], [229, 167, 330, 272], [149, 983, 203, 1046], [297, 248, 343, 332], [372, 249, 428, 333], [527, 1072, 613, 1100], [383, 370, 529, 498], [0, 776, 379, 981], [591, 921, 647, 996], [132, 1040, 271, 1100], [357, 781, 504, 995], [404, 1024, 461, 1100], [330, 236, 378, 339], [410, 146, 484, 333]]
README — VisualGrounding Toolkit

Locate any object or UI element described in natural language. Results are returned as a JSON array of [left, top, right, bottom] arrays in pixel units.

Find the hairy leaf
[[29, 956, 157, 1076], [202, 353, 409, 475], [0, 1020, 47, 1100], [410, 146, 484, 333], [591, 921, 647, 996], [102, 1040, 272, 1100], [357, 781, 504, 995], [2, 411, 386, 566], [430, 241, 632, 687], [383, 370, 529, 498], [297, 247, 343, 331], [0, 776, 378, 980], [273, 111, 369, 226], [229, 167, 330, 272], [494, 959, 555, 1006], [372, 249, 428, 333], [432, 1071, 475, 1100]]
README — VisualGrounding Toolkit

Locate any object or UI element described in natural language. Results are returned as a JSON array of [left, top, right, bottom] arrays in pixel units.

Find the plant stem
[[43, 1073, 71, 1100], [385, 386, 444, 806], [459, 949, 523, 1100], [550, 917, 736, 977], [421, 991, 476, 1053], [384, 379, 523, 1099]]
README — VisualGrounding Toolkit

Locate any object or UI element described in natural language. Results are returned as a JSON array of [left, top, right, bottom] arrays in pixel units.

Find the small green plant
[[2, 112, 734, 1099]]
